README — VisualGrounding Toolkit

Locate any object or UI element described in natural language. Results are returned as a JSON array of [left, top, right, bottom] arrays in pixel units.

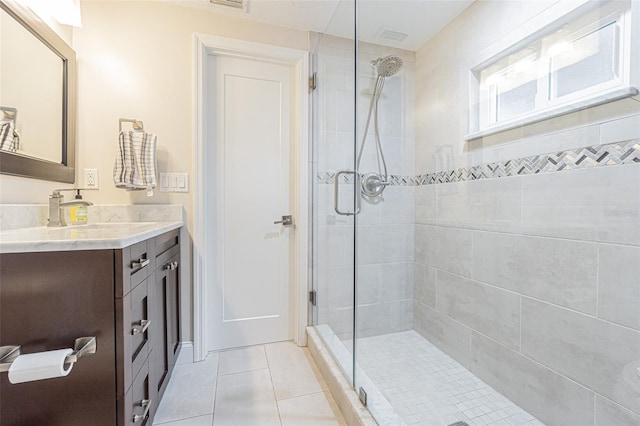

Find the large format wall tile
[[598, 244, 640, 330], [380, 186, 415, 225], [317, 224, 353, 268], [317, 267, 354, 309], [379, 224, 414, 263], [595, 395, 640, 426], [470, 333, 595, 426], [358, 300, 413, 337], [415, 225, 473, 277], [414, 262, 436, 308], [357, 225, 382, 265], [356, 265, 381, 306], [436, 176, 522, 233], [473, 231, 598, 314], [600, 113, 640, 144], [415, 184, 437, 225], [521, 298, 640, 414], [521, 164, 640, 245], [318, 307, 353, 336], [413, 301, 471, 367], [437, 271, 520, 350], [357, 224, 414, 265], [379, 262, 414, 301]]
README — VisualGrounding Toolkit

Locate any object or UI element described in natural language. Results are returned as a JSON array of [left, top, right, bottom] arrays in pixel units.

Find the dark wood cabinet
[[0, 228, 181, 426]]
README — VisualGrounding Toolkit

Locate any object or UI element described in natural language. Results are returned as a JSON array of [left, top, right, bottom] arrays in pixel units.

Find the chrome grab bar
[[333, 170, 361, 216]]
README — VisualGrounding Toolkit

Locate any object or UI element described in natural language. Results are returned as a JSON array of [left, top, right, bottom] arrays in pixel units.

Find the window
[[466, 0, 639, 140]]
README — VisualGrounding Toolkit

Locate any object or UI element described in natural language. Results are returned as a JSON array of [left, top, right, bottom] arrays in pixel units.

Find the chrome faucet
[[48, 189, 94, 227]]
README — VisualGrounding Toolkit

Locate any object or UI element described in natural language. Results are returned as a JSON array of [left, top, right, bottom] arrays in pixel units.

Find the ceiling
[[163, 0, 475, 51]]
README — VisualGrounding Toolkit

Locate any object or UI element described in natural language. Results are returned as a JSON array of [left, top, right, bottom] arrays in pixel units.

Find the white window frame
[[466, 0, 640, 141]]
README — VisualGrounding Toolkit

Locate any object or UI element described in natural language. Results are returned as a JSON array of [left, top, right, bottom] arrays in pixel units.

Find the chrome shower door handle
[[333, 170, 361, 216], [274, 215, 293, 226]]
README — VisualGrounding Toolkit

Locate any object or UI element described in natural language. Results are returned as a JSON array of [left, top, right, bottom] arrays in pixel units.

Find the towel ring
[[119, 118, 144, 132], [1, 106, 17, 123]]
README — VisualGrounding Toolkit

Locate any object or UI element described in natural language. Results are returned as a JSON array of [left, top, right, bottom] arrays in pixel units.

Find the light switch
[[159, 172, 189, 192]]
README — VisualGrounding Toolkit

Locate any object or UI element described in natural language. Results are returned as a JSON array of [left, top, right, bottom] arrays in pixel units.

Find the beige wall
[[1, 0, 307, 206], [76, 0, 307, 226], [0, 1, 309, 345]]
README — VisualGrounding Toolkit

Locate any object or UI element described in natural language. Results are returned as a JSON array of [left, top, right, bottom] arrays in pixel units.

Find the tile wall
[[412, 1, 640, 425], [313, 2, 640, 424]]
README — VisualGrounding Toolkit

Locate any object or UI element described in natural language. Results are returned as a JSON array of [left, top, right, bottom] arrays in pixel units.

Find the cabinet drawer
[[118, 355, 152, 426], [116, 278, 151, 396], [154, 229, 180, 267], [117, 240, 154, 298]]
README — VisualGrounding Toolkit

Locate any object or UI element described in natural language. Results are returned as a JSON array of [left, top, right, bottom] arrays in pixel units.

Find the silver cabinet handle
[[131, 258, 150, 268], [131, 319, 150, 335], [274, 215, 293, 226], [334, 170, 361, 216], [133, 399, 152, 423]]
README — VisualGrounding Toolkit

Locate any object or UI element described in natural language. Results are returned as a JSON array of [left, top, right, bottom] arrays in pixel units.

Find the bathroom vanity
[[0, 222, 182, 425]]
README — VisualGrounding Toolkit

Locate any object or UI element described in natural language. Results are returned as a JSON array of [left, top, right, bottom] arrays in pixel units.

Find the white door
[[209, 54, 295, 351]]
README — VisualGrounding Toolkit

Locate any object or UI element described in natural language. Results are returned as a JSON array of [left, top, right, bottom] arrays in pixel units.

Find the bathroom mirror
[[0, 0, 76, 183]]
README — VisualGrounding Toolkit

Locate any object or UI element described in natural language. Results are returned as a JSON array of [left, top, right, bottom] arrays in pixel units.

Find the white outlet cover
[[84, 168, 99, 188]]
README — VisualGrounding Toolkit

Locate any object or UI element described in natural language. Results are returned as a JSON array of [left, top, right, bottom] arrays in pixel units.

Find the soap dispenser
[[69, 190, 88, 225]]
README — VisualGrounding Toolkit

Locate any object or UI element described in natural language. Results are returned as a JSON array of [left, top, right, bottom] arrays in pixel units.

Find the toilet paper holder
[[0, 336, 97, 373]]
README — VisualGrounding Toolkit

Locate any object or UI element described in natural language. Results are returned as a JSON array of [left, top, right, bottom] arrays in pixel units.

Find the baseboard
[[176, 341, 194, 364]]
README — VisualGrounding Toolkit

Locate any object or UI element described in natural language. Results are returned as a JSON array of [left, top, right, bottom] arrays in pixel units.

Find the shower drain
[[447, 422, 470, 426]]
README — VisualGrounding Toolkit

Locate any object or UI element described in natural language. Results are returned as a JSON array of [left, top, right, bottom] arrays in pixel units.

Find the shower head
[[372, 55, 403, 77]]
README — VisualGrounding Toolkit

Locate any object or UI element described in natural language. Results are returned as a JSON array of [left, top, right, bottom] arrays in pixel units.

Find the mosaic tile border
[[317, 139, 640, 186], [316, 172, 419, 186]]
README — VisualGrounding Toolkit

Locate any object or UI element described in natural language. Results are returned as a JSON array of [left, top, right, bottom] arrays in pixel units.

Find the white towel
[[0, 119, 20, 152], [113, 130, 157, 190]]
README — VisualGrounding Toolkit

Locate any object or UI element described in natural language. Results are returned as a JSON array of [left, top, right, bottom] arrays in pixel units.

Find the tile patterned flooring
[[152, 341, 346, 426], [357, 331, 545, 426]]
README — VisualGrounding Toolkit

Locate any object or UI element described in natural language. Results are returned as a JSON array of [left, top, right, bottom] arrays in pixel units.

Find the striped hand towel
[[0, 120, 20, 152], [113, 131, 157, 189]]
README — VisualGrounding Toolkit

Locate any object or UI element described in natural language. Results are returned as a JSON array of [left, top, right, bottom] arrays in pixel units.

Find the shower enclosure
[[312, 0, 640, 425]]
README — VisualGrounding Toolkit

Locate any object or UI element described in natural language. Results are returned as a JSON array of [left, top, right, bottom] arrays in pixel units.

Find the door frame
[[193, 34, 310, 362]]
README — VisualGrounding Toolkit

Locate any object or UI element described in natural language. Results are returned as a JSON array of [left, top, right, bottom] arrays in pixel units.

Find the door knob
[[274, 215, 293, 226]]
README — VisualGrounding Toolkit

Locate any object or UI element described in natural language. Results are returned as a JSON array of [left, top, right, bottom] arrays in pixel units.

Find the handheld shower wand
[[357, 55, 403, 198]]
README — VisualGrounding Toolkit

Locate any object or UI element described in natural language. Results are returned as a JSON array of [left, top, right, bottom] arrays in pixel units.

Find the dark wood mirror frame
[[0, 0, 76, 183]]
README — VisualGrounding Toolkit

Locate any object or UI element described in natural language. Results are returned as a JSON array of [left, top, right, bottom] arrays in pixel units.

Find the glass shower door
[[352, 1, 416, 421], [311, 0, 359, 385]]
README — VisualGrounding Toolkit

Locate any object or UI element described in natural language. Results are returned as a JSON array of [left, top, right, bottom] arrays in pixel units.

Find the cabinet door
[[149, 253, 181, 415], [150, 265, 169, 416], [0, 251, 117, 425], [166, 253, 180, 369]]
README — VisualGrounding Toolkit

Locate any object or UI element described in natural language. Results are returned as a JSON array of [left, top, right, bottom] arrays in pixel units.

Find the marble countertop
[[0, 221, 183, 253]]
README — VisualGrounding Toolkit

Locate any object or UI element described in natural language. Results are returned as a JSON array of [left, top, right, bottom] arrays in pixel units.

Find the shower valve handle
[[274, 215, 293, 226]]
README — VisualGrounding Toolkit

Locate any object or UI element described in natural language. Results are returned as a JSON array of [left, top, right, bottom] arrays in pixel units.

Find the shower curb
[[307, 327, 378, 426]]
